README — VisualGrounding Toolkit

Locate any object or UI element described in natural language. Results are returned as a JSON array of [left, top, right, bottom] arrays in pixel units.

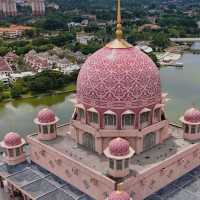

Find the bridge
[[170, 38, 200, 43]]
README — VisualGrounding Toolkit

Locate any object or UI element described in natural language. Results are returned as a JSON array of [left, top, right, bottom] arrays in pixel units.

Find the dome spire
[[105, 0, 132, 49], [116, 0, 123, 39]]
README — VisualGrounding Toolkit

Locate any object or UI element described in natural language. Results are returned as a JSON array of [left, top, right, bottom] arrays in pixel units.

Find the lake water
[[0, 53, 199, 139]]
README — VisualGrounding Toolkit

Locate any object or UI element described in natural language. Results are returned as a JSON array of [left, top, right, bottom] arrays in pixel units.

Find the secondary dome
[[109, 138, 129, 156], [77, 46, 161, 110], [37, 108, 56, 123], [4, 132, 22, 147], [108, 191, 130, 200], [184, 107, 200, 123]]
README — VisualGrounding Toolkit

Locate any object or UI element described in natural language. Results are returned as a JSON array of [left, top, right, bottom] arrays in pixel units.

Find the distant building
[[0, 25, 32, 38], [0, 0, 17, 16], [47, 2, 59, 10], [76, 32, 95, 45], [136, 44, 153, 54], [82, 14, 96, 21], [4, 52, 18, 63], [31, 0, 45, 16], [138, 24, 161, 32], [24, 50, 49, 72], [0, 74, 9, 85], [80, 19, 89, 27], [11, 71, 34, 81], [0, 57, 12, 76]]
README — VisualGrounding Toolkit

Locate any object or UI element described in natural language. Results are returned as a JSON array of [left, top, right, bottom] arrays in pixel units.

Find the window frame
[[8, 149, 14, 157], [16, 147, 21, 157], [191, 125, 196, 134], [88, 111, 99, 124], [43, 125, 48, 134], [104, 111, 117, 129], [140, 109, 151, 129], [122, 111, 135, 129], [116, 160, 123, 170]]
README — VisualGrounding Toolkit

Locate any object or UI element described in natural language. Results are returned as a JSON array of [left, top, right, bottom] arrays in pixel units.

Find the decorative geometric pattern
[[4, 132, 22, 146], [77, 47, 162, 110], [184, 107, 200, 123], [37, 108, 56, 123], [108, 191, 130, 200], [109, 138, 129, 156]]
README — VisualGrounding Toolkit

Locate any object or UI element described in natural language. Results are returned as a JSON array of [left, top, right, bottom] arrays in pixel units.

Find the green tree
[[152, 32, 169, 48], [0, 81, 4, 100]]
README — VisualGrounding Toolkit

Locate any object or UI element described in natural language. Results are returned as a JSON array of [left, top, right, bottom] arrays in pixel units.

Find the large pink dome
[[4, 132, 22, 147], [108, 191, 130, 200], [184, 107, 200, 123], [77, 47, 161, 110]]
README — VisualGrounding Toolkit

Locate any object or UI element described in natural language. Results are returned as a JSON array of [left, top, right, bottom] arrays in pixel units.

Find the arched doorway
[[82, 133, 95, 152], [143, 132, 156, 151]]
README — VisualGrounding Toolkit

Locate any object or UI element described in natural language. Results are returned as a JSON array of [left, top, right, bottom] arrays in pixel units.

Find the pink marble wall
[[71, 120, 169, 154], [122, 143, 200, 200], [27, 135, 115, 200]]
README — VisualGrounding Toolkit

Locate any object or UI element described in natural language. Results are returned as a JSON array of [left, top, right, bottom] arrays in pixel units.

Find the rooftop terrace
[[31, 124, 195, 175]]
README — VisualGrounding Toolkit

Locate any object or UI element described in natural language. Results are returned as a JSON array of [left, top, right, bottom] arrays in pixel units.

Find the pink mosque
[[1, 1, 200, 200]]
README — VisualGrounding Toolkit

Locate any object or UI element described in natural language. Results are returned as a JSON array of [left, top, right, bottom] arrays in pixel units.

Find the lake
[[0, 53, 199, 139]]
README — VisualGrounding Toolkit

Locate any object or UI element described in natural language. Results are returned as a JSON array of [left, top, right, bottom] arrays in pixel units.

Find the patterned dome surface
[[109, 191, 130, 200], [37, 108, 56, 123], [184, 107, 200, 123], [109, 138, 129, 156], [4, 132, 22, 147], [77, 47, 161, 109]]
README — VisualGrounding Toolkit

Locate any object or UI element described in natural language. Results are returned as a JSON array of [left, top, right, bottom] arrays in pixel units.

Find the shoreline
[[0, 84, 76, 104]]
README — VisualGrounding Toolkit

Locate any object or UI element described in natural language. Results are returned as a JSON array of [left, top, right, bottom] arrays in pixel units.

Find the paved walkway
[[0, 189, 9, 200]]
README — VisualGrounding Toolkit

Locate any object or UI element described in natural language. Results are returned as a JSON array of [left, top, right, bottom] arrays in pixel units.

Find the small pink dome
[[109, 138, 129, 156], [4, 132, 22, 147], [184, 107, 200, 123], [77, 47, 161, 110], [109, 191, 130, 200], [37, 108, 55, 123]]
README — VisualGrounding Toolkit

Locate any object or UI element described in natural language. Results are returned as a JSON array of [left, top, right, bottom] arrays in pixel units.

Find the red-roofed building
[[4, 52, 18, 63], [0, 57, 12, 76], [24, 50, 49, 72]]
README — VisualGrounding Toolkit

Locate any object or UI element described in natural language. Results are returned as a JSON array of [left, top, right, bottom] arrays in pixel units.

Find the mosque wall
[[122, 142, 200, 200], [27, 135, 116, 200]]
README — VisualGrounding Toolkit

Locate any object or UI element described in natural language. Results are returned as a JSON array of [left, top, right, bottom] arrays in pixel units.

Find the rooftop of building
[[29, 124, 195, 176], [0, 25, 32, 33], [0, 57, 12, 72], [0, 160, 94, 200]]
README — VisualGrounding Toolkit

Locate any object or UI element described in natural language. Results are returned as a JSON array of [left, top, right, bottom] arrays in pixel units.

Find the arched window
[[191, 125, 196, 134], [16, 147, 20, 157], [8, 149, 14, 157], [124, 158, 129, 168], [88, 108, 99, 124], [38, 125, 41, 133], [185, 124, 189, 133], [79, 108, 85, 119], [140, 108, 151, 129], [122, 111, 135, 129], [116, 160, 123, 170], [154, 108, 161, 122], [198, 125, 200, 133], [50, 124, 55, 133], [104, 111, 117, 128], [43, 126, 48, 134], [76, 104, 85, 121], [109, 159, 114, 169]]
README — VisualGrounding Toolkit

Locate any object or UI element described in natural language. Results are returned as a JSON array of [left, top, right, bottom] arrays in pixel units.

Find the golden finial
[[116, 0, 123, 39], [105, 0, 132, 49]]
